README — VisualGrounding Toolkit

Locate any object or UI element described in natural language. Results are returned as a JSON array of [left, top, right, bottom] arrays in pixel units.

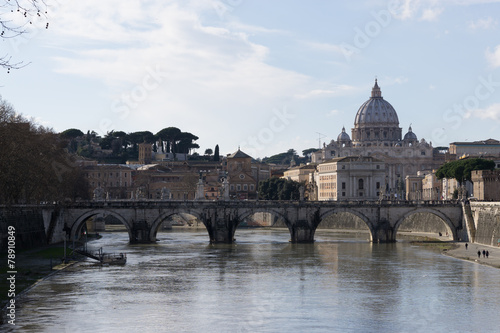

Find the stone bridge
[[40, 200, 466, 244]]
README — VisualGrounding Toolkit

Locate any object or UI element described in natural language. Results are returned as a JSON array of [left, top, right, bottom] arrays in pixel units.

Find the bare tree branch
[[1, 0, 48, 70]]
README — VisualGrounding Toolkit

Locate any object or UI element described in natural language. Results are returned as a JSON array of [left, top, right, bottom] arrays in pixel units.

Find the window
[[421, 151, 426, 155], [358, 179, 364, 190], [243, 184, 248, 191], [124, 173, 127, 177], [125, 182, 127, 187], [250, 184, 254, 191], [342, 192, 346, 197], [342, 165, 346, 169], [230, 185, 235, 191], [237, 184, 241, 191], [359, 192, 363, 197], [342, 182, 346, 190], [376, 165, 380, 169], [376, 182, 380, 189]]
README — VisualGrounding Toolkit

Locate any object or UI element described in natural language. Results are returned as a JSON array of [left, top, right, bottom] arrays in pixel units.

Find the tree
[[214, 144, 220, 161], [263, 149, 303, 165], [302, 148, 319, 157], [60, 129, 84, 140], [435, 158, 495, 185], [258, 178, 302, 200], [156, 127, 181, 153], [1, 0, 49, 70], [204, 148, 213, 156], [0, 96, 89, 204], [175, 132, 199, 154]]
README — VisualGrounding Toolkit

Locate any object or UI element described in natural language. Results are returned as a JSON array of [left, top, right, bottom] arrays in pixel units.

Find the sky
[[1, 0, 500, 159]]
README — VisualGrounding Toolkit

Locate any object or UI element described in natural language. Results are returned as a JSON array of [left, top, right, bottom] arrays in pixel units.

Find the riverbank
[[0, 243, 82, 313], [444, 242, 500, 269]]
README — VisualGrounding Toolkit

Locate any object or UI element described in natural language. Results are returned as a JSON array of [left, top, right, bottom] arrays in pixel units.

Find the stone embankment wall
[[397, 213, 450, 234], [0, 208, 47, 252], [470, 202, 500, 247]]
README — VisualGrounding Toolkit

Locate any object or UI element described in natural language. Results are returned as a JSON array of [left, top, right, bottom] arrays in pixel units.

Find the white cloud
[[389, 0, 443, 21], [465, 103, 500, 122], [468, 17, 497, 30], [326, 109, 341, 118], [420, 7, 444, 21], [294, 85, 358, 99], [485, 45, 500, 68], [389, 0, 500, 22], [304, 41, 346, 55]]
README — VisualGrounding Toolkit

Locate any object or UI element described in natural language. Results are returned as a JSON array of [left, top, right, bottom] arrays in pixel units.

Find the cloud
[[468, 17, 498, 30], [420, 7, 444, 21], [294, 85, 358, 99], [304, 41, 346, 55], [389, 0, 500, 22], [485, 45, 500, 68], [326, 109, 341, 118], [389, 0, 443, 21], [465, 103, 500, 122]]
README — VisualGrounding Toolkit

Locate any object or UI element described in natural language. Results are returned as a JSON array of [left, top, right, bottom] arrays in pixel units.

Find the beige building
[[283, 164, 317, 183], [312, 80, 443, 196], [84, 164, 135, 199], [138, 143, 152, 164], [405, 171, 442, 200], [450, 139, 500, 159], [471, 170, 500, 201], [316, 156, 385, 201], [224, 149, 270, 200]]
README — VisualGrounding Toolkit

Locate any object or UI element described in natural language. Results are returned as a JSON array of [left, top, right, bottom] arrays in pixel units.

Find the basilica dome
[[337, 126, 351, 142], [403, 125, 418, 141], [354, 79, 399, 126], [351, 79, 402, 144]]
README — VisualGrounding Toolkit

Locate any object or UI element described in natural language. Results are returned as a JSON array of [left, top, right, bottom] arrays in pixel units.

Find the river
[[3, 229, 500, 332]]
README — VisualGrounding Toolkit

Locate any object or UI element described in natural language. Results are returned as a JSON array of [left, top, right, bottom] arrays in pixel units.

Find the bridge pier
[[286, 209, 321, 243], [131, 220, 153, 244], [371, 220, 396, 243], [288, 222, 316, 243], [203, 210, 239, 244]]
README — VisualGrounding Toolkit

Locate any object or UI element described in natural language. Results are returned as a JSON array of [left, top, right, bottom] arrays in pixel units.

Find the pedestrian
[[483, 250, 486, 258], [465, 243, 468, 250], [478, 250, 481, 258], [486, 251, 489, 258]]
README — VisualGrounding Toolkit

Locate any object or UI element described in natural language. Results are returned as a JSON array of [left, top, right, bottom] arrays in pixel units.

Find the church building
[[312, 80, 442, 196]]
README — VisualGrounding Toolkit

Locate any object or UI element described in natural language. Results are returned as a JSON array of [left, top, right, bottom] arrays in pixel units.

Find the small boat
[[100, 252, 127, 265]]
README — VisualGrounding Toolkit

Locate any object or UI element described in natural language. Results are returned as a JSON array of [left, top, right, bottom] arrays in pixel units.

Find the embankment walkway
[[446, 242, 500, 269]]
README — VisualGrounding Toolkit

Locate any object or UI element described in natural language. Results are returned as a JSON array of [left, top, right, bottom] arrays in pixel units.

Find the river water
[[4, 229, 500, 333]]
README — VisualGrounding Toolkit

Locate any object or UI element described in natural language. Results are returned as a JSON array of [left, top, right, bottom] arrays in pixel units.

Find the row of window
[[91, 182, 128, 187], [319, 180, 381, 191], [230, 184, 255, 192], [88, 172, 128, 178]]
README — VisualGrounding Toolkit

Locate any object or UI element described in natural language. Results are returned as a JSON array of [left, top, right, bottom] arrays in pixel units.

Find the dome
[[354, 79, 399, 126], [337, 126, 351, 142], [403, 125, 418, 141], [351, 79, 402, 144]]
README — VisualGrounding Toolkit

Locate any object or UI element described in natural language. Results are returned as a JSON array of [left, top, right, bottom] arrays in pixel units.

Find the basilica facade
[[312, 80, 443, 197]]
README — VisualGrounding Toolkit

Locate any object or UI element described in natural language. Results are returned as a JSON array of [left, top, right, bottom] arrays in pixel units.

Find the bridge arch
[[318, 208, 374, 241], [394, 208, 457, 240], [236, 207, 290, 228], [70, 209, 132, 242], [150, 209, 204, 242]]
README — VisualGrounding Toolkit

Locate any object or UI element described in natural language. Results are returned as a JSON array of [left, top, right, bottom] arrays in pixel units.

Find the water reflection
[[3, 229, 500, 333]]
